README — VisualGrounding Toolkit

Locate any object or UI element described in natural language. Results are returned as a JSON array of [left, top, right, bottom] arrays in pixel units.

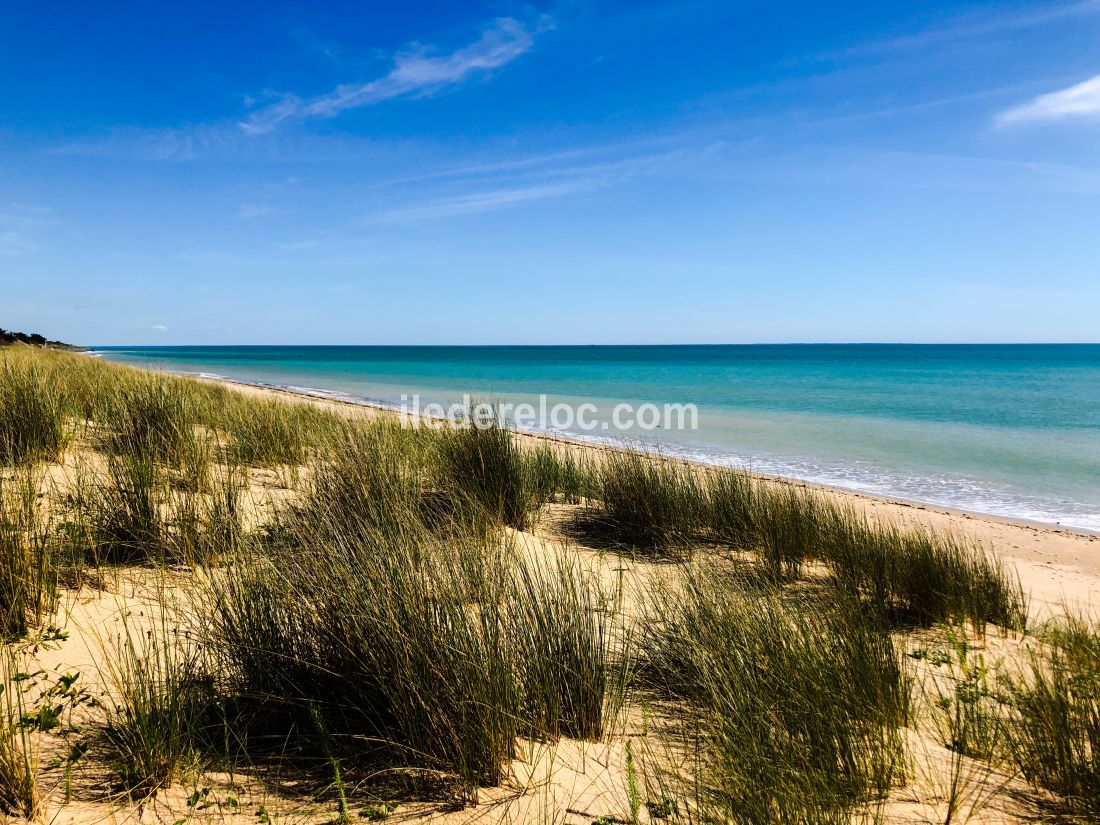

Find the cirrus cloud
[[996, 73, 1100, 125], [240, 16, 550, 135]]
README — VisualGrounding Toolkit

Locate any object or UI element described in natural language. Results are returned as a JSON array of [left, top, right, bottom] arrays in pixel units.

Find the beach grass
[[640, 567, 909, 823], [100, 607, 215, 793], [581, 449, 704, 555], [0, 355, 71, 465], [0, 649, 40, 819], [200, 523, 520, 796], [432, 414, 542, 531], [509, 551, 624, 741], [823, 517, 1028, 632], [220, 394, 340, 468], [0, 468, 56, 640], [1008, 613, 1100, 816]]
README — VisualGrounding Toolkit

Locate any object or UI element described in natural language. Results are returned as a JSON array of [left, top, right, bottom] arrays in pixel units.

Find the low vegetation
[[0, 344, 1093, 822]]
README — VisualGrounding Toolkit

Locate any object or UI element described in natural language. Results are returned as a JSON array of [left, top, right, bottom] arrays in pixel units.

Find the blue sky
[[2, 1, 1099, 344]]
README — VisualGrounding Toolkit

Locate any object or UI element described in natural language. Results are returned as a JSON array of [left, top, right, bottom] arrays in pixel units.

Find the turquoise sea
[[91, 345, 1100, 532]]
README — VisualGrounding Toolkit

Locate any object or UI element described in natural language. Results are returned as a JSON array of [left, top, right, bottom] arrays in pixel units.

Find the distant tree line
[[0, 327, 77, 348]]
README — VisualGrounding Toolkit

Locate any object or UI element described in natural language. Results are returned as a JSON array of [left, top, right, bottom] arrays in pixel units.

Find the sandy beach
[[3, 347, 1098, 825]]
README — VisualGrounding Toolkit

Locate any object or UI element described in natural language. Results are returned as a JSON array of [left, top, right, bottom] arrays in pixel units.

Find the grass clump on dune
[[99, 377, 213, 491], [299, 419, 445, 538], [0, 357, 70, 465], [823, 518, 1027, 632], [1007, 614, 1100, 816], [201, 517, 520, 796], [749, 483, 830, 579], [101, 378, 197, 459], [641, 568, 909, 824], [582, 450, 704, 555], [0, 650, 41, 819], [70, 455, 243, 567], [509, 552, 626, 741], [220, 395, 339, 468], [100, 610, 216, 793], [72, 456, 170, 565], [526, 443, 597, 505], [0, 469, 57, 640], [433, 416, 542, 531]]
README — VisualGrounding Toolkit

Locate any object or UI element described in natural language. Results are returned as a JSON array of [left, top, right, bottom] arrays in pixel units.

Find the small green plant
[[922, 626, 1013, 825], [625, 740, 641, 825], [359, 802, 396, 821], [646, 797, 679, 819], [309, 702, 350, 823], [221, 396, 337, 468]]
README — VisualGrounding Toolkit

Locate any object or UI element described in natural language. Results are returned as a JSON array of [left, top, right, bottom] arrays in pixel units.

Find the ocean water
[[91, 344, 1100, 532]]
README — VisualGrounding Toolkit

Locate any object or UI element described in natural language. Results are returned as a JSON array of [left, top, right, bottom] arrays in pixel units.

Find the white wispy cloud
[[996, 73, 1100, 125], [275, 240, 317, 251], [368, 180, 597, 223], [236, 203, 277, 219], [151, 324, 169, 332], [240, 16, 547, 134], [808, 0, 1100, 62], [363, 146, 707, 223]]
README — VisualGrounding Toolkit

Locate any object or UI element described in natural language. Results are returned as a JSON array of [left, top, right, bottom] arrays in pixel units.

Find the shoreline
[[187, 371, 1100, 617], [197, 371, 1099, 539]]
